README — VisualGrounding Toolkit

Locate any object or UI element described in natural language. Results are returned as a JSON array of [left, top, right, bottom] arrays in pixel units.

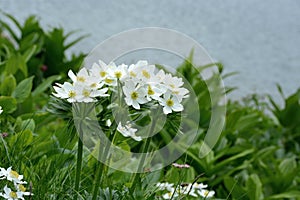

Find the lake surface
[[1, 0, 300, 102]]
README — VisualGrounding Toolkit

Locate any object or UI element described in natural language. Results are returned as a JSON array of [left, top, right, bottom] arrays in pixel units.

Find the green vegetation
[[0, 14, 299, 200]]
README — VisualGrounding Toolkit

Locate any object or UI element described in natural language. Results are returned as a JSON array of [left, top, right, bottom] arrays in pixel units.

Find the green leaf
[[8, 129, 33, 148], [64, 34, 89, 50], [22, 44, 37, 62], [0, 96, 17, 113], [5, 53, 28, 77], [12, 76, 34, 103], [267, 191, 300, 199], [21, 119, 35, 132], [5, 54, 19, 75], [32, 75, 61, 97], [224, 177, 248, 200], [0, 74, 16, 96], [279, 157, 297, 176], [246, 174, 263, 200]]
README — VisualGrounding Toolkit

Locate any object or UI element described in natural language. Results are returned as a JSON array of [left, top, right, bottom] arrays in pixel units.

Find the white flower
[[156, 182, 174, 192], [108, 63, 128, 81], [163, 74, 189, 101], [127, 63, 139, 80], [90, 60, 117, 86], [159, 92, 183, 115], [123, 80, 148, 109], [117, 122, 142, 141], [137, 63, 156, 83], [1, 167, 27, 185], [90, 60, 110, 80], [164, 73, 184, 89], [68, 68, 90, 84], [0, 167, 6, 179], [0, 106, 3, 114], [193, 183, 208, 190], [53, 82, 82, 103], [0, 185, 30, 200], [198, 189, 215, 198], [162, 189, 178, 200], [77, 86, 109, 103], [145, 84, 164, 101], [155, 69, 166, 82]]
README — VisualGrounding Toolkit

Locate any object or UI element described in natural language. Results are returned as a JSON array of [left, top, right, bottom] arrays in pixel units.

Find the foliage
[[0, 12, 86, 88]]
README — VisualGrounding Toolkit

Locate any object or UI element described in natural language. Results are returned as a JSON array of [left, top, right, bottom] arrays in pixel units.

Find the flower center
[[142, 70, 150, 79], [10, 170, 19, 179], [83, 89, 90, 97], [19, 185, 26, 192], [68, 91, 76, 98], [100, 71, 106, 77], [77, 76, 85, 82], [166, 99, 174, 107], [10, 191, 17, 198], [104, 78, 114, 84], [170, 84, 175, 89], [203, 190, 209, 196], [147, 86, 154, 95], [131, 92, 139, 100], [173, 90, 179, 94], [90, 83, 97, 88], [115, 71, 122, 79], [130, 71, 136, 77]]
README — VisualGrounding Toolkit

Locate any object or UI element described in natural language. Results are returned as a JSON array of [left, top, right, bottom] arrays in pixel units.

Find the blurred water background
[[1, 0, 299, 101]]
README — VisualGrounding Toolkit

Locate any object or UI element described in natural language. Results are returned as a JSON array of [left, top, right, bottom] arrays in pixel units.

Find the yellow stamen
[[77, 76, 85, 82], [104, 78, 114, 84], [19, 185, 26, 192], [10, 170, 19, 179], [130, 71, 136, 77], [90, 83, 97, 88], [166, 99, 174, 107], [131, 92, 138, 100], [68, 91, 76, 98], [83, 90, 90, 97], [204, 190, 209, 196], [148, 86, 154, 95], [10, 191, 17, 198], [142, 70, 150, 79], [100, 71, 106, 77], [115, 71, 122, 79]]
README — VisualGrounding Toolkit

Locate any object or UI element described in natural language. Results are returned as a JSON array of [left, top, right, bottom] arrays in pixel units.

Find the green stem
[[91, 132, 113, 200], [74, 135, 83, 200], [130, 118, 157, 192]]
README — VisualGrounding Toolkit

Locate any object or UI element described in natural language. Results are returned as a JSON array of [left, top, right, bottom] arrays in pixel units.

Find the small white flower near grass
[[0, 167, 32, 200], [156, 181, 215, 199], [117, 122, 142, 141]]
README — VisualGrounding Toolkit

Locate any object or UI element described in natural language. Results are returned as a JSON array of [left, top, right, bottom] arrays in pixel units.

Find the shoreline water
[[1, 0, 299, 102]]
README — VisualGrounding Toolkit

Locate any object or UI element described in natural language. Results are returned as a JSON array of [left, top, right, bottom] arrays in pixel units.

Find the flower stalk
[[74, 126, 83, 200]]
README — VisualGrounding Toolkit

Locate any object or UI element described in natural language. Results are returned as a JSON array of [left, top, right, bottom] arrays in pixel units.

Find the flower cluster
[[53, 60, 189, 115], [0, 106, 3, 115], [156, 182, 215, 199], [0, 167, 32, 200]]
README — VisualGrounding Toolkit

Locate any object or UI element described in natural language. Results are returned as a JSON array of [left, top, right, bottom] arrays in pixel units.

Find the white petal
[[163, 106, 172, 115], [172, 103, 183, 112], [68, 70, 77, 82], [132, 101, 140, 109]]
